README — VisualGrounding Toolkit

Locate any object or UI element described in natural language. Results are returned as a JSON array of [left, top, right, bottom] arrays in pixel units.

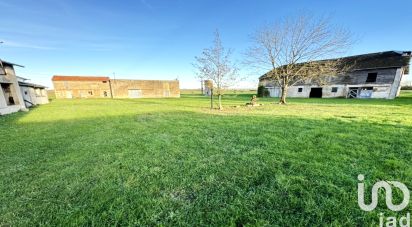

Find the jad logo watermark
[[358, 174, 411, 226]]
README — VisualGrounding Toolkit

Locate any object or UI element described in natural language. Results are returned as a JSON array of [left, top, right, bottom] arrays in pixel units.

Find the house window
[[331, 87, 338, 92], [88, 91, 93, 95], [366, 73, 377, 83], [298, 88, 303, 92], [102, 81, 107, 83], [103, 91, 108, 97]]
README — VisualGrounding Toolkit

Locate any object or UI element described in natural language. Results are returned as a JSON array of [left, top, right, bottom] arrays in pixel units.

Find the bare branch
[[245, 14, 353, 104], [193, 30, 240, 109]]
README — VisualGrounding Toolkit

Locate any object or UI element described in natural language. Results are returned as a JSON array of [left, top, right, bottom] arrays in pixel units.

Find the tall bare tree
[[194, 30, 239, 110], [245, 14, 353, 104]]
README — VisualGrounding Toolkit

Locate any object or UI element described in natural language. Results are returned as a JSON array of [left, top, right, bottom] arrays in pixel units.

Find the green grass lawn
[[1, 91, 412, 226]]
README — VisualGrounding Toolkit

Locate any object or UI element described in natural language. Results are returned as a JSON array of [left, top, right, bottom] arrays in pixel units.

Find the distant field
[[1, 91, 412, 226], [180, 89, 256, 95], [47, 89, 257, 97]]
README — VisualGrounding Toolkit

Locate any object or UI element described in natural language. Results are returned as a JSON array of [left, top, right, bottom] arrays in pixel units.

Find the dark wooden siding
[[329, 68, 397, 85]]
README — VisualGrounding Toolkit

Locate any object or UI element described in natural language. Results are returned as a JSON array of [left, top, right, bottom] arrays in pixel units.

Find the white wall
[[0, 85, 7, 108], [4, 66, 25, 109], [20, 86, 49, 107], [266, 84, 393, 99]]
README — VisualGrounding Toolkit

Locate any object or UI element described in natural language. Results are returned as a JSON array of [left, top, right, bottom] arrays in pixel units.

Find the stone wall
[[53, 80, 111, 99], [111, 80, 180, 98], [53, 79, 180, 99]]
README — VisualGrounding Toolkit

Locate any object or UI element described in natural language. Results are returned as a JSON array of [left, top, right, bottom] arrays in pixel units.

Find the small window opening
[[366, 73, 377, 83], [1, 83, 15, 105], [88, 91, 93, 95], [298, 88, 303, 92], [331, 87, 338, 92]]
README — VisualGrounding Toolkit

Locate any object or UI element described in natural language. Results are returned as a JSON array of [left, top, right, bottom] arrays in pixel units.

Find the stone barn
[[110, 79, 180, 98], [52, 75, 180, 99], [259, 51, 411, 99], [52, 76, 111, 99]]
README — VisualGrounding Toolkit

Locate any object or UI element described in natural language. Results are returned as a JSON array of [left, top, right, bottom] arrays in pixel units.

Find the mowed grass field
[[1, 91, 412, 226]]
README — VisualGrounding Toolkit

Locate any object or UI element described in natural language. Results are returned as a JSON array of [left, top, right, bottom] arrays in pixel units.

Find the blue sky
[[1, 0, 411, 88]]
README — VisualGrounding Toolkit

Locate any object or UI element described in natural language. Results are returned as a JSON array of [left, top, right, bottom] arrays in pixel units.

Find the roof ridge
[[52, 75, 110, 81]]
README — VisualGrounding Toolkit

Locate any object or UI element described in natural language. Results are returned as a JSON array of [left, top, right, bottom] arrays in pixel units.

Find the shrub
[[257, 86, 270, 97], [401, 86, 412, 90]]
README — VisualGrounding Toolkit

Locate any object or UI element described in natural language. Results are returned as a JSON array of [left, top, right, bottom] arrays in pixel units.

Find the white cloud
[[1, 40, 58, 50]]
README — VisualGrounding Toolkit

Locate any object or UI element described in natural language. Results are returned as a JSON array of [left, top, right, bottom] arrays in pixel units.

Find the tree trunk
[[218, 94, 223, 110], [278, 85, 288, 104], [210, 89, 214, 109]]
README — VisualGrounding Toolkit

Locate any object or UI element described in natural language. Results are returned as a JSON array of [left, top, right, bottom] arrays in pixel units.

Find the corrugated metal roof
[[52, 75, 110, 81]]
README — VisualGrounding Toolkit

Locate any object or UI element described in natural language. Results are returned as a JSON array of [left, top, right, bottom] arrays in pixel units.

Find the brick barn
[[52, 76, 180, 99]]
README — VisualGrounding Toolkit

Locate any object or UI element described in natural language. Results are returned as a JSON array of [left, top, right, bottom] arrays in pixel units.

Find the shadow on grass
[[1, 110, 412, 226], [220, 91, 412, 106]]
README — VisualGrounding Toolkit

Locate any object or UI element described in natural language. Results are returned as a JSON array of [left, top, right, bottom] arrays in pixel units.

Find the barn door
[[347, 88, 358, 98], [21, 87, 33, 107], [128, 89, 142, 98], [66, 91, 73, 99], [267, 87, 280, 97], [359, 87, 373, 98], [309, 88, 323, 98]]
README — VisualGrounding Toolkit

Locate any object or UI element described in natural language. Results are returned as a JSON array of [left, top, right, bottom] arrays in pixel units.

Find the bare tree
[[194, 30, 239, 110], [245, 14, 353, 104]]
